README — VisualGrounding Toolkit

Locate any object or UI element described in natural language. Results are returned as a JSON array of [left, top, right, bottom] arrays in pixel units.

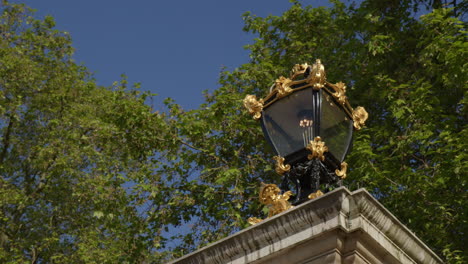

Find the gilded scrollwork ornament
[[306, 136, 328, 161], [243, 59, 368, 212], [247, 217, 263, 225], [352, 106, 368, 130], [335, 162, 348, 179], [308, 190, 324, 200], [247, 183, 294, 225], [308, 59, 326, 90], [243, 94, 264, 120], [333, 82, 347, 105], [259, 183, 293, 218], [273, 156, 291, 175], [291, 63, 309, 78], [274, 76, 293, 98]]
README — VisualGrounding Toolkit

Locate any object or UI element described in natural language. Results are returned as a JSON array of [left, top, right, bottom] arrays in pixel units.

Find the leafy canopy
[[162, 0, 467, 262], [0, 0, 466, 263]]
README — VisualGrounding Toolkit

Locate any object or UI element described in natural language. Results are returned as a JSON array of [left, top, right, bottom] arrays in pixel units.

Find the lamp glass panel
[[320, 92, 353, 162], [262, 89, 315, 157]]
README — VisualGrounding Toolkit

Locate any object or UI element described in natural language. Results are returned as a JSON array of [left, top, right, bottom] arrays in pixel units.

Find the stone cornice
[[169, 187, 444, 264]]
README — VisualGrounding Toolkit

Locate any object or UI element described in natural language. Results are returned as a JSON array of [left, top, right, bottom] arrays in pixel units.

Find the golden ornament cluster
[[244, 60, 367, 225], [306, 136, 328, 161], [248, 183, 293, 225], [242, 59, 368, 130]]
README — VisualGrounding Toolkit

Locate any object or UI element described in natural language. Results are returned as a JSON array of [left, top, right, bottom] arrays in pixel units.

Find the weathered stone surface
[[169, 188, 443, 264]]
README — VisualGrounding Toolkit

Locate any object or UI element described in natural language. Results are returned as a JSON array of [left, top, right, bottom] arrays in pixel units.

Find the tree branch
[[0, 115, 14, 165]]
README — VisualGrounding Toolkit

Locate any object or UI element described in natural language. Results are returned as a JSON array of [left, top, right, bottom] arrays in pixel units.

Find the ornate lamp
[[244, 60, 368, 206]]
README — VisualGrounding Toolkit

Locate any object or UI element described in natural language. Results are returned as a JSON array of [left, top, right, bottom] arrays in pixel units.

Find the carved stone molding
[[169, 188, 444, 264]]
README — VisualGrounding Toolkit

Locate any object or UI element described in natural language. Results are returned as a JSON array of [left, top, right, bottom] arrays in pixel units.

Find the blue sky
[[21, 0, 331, 248], [25, 0, 331, 110]]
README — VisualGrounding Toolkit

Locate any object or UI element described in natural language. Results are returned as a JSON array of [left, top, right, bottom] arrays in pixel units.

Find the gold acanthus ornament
[[352, 106, 368, 130], [308, 59, 326, 90], [306, 136, 328, 161], [274, 76, 293, 98], [335, 162, 348, 179], [247, 183, 294, 225], [308, 190, 324, 200], [291, 63, 309, 78], [259, 183, 293, 217], [243, 94, 264, 120], [273, 156, 291, 175], [247, 217, 262, 225], [333, 82, 347, 105]]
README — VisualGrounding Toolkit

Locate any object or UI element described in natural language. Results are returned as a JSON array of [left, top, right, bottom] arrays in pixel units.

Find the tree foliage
[[162, 0, 467, 262], [0, 2, 181, 263], [0, 0, 466, 263]]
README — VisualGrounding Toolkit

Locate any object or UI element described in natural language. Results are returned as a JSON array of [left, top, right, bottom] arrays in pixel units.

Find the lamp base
[[280, 159, 342, 205]]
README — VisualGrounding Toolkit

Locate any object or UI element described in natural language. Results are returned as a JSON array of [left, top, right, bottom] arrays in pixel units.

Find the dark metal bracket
[[280, 159, 342, 205]]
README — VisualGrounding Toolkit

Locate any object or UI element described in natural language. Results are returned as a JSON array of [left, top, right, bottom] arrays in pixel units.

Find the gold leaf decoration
[[335, 162, 348, 179], [274, 76, 293, 98], [247, 217, 263, 225], [308, 190, 324, 200], [273, 156, 291, 175], [352, 106, 368, 130], [333, 82, 347, 105], [243, 94, 264, 120], [308, 59, 326, 90], [259, 183, 293, 218], [306, 136, 328, 161], [248, 182, 295, 225], [291, 63, 309, 78]]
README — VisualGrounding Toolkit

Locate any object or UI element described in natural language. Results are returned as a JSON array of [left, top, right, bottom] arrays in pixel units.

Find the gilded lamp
[[244, 60, 368, 205]]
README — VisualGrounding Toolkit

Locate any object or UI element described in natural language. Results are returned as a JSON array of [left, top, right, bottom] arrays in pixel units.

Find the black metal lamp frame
[[243, 60, 368, 206], [264, 91, 349, 205]]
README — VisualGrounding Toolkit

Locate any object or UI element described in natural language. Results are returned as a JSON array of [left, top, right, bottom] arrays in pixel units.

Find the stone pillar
[[169, 187, 443, 264]]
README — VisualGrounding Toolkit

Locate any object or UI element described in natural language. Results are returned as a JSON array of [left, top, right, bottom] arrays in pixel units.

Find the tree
[[0, 0, 466, 263], [161, 0, 467, 262], [0, 2, 191, 263]]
